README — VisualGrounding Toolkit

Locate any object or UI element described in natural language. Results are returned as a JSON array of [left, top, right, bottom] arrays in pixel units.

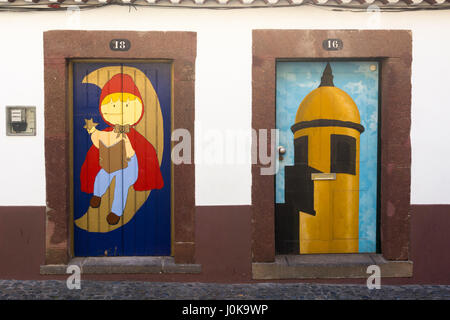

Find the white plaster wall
[[0, 6, 448, 206]]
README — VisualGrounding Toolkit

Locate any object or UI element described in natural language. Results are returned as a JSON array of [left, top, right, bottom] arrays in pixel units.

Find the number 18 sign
[[110, 39, 131, 52]]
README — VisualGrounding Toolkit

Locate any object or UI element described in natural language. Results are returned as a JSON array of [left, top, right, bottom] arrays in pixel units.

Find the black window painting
[[330, 134, 356, 175], [294, 135, 308, 165]]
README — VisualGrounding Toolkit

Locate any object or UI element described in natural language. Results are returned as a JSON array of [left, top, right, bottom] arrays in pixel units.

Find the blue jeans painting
[[93, 155, 139, 216]]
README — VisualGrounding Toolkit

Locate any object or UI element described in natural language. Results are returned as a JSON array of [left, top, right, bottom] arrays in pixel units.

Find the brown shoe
[[107, 212, 121, 225], [90, 195, 101, 208]]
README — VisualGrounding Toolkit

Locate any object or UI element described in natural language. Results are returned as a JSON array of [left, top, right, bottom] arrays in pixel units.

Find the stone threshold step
[[40, 256, 201, 275], [252, 254, 413, 279]]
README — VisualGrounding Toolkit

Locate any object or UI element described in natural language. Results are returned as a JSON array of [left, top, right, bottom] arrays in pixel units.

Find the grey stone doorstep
[[40, 256, 201, 275], [252, 254, 413, 280]]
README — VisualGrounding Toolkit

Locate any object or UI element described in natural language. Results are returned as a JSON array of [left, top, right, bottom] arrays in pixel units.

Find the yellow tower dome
[[293, 63, 363, 133]]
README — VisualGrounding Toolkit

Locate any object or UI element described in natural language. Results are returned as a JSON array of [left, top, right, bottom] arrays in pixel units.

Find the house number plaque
[[110, 39, 131, 52], [323, 39, 343, 51]]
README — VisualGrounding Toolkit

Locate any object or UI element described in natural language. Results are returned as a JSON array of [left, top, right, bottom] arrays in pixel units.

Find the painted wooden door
[[73, 62, 171, 256], [275, 61, 379, 254]]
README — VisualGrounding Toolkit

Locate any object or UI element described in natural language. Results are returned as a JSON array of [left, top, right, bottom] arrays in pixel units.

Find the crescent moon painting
[[75, 66, 164, 233], [72, 62, 171, 256]]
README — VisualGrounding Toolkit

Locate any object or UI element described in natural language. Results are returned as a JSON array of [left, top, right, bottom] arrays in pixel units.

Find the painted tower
[[277, 63, 365, 254]]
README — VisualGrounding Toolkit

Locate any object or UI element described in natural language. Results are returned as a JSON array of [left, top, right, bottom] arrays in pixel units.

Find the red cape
[[80, 127, 164, 194]]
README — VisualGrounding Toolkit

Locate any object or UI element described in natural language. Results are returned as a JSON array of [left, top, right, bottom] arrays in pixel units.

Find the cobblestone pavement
[[0, 280, 449, 300]]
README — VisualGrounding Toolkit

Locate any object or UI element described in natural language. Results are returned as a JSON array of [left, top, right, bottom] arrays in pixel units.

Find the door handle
[[278, 146, 286, 161], [311, 173, 336, 181]]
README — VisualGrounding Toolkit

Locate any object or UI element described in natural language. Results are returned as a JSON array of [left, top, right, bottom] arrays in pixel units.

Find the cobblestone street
[[0, 280, 449, 300]]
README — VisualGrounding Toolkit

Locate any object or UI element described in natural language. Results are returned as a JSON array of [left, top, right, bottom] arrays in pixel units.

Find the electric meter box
[[6, 106, 36, 136]]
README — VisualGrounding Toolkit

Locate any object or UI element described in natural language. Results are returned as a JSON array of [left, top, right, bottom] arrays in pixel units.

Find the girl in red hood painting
[[80, 73, 164, 225]]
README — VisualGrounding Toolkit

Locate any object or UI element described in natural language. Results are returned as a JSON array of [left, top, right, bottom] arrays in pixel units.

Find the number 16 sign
[[323, 39, 343, 51]]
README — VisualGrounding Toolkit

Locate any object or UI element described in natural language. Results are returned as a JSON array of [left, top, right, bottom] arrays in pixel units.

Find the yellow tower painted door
[[275, 61, 379, 255]]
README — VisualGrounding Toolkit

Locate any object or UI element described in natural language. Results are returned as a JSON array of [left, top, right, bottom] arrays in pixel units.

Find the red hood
[[99, 73, 145, 127]]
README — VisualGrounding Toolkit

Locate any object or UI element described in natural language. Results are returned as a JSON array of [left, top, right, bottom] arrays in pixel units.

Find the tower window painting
[[73, 63, 172, 257], [275, 61, 379, 255]]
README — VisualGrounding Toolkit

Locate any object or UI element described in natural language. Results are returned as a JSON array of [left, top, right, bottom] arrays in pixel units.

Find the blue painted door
[[73, 62, 171, 256], [275, 61, 379, 254]]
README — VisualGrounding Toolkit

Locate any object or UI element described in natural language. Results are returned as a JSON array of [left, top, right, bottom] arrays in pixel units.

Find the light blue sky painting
[[276, 61, 379, 253]]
